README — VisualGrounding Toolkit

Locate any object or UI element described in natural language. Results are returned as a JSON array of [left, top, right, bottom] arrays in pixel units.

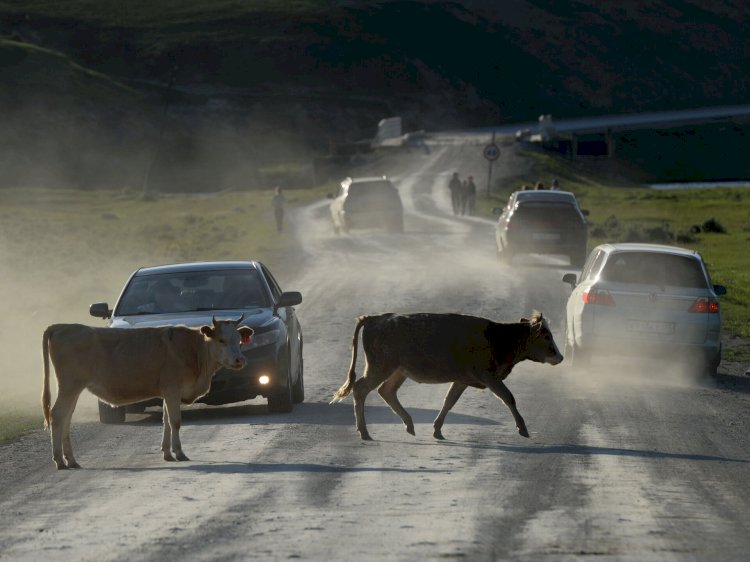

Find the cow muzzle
[[547, 352, 564, 366]]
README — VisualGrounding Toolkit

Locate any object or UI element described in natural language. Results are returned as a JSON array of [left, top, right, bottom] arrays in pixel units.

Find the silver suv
[[328, 176, 404, 234]]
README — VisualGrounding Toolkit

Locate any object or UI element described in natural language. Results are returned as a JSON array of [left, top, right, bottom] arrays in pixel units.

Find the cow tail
[[330, 316, 367, 403], [42, 326, 53, 430]]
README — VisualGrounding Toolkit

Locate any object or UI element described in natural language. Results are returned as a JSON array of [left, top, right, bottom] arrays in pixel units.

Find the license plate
[[532, 232, 560, 241], [627, 320, 675, 334]]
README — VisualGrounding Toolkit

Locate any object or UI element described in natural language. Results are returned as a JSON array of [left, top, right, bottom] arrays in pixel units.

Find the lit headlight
[[258, 375, 271, 385], [243, 329, 280, 349]]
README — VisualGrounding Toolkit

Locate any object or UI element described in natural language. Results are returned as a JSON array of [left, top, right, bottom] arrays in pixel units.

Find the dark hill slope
[[1, 1, 749, 189]]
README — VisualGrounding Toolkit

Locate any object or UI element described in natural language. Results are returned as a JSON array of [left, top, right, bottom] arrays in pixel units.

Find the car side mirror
[[274, 291, 302, 313], [90, 302, 112, 319], [713, 284, 727, 296], [562, 273, 578, 288]]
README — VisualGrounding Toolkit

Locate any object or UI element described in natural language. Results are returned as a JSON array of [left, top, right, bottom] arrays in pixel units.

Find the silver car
[[562, 243, 727, 375]]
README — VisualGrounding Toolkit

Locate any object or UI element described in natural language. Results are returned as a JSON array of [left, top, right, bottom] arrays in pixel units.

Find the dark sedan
[[89, 261, 303, 422]]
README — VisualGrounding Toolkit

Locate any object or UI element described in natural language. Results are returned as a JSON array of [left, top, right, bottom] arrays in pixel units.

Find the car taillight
[[583, 289, 615, 306], [688, 297, 720, 313]]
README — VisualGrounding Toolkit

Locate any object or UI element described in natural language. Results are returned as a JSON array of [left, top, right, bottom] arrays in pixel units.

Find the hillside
[[1, 1, 749, 190]]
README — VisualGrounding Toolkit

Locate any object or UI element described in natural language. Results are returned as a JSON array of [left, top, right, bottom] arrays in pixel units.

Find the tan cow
[[42, 316, 253, 469], [331, 311, 563, 441]]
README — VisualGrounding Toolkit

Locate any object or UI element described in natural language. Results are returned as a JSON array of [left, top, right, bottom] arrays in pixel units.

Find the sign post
[[483, 132, 500, 196]]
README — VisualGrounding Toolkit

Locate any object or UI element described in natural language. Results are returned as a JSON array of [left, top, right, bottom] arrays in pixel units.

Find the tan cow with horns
[[42, 316, 253, 469], [331, 311, 563, 441]]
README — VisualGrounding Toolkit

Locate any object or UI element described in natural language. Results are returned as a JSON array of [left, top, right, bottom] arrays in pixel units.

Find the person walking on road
[[271, 186, 286, 233], [464, 175, 477, 216], [449, 172, 462, 215]]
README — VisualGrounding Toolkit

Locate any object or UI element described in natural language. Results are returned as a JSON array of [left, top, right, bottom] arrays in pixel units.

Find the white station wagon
[[562, 243, 727, 376]]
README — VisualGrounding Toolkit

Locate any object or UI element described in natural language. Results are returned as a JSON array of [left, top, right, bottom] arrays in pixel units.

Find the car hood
[[110, 308, 275, 330]]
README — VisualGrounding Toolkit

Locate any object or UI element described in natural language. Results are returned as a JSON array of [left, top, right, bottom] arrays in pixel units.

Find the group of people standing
[[448, 172, 477, 216]]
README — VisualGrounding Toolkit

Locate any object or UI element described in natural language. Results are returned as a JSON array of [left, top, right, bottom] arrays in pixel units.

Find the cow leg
[[377, 371, 414, 436], [482, 377, 529, 438], [352, 376, 377, 441], [61, 391, 83, 468], [433, 382, 468, 440], [161, 401, 175, 462], [162, 395, 189, 461], [49, 387, 82, 470]]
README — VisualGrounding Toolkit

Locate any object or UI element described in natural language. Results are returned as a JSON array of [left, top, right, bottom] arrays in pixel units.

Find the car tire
[[268, 357, 293, 414], [292, 348, 304, 404], [98, 400, 126, 424], [564, 324, 590, 373], [498, 244, 513, 265]]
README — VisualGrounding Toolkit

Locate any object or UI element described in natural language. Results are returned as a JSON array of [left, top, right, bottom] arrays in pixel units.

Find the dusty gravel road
[[2, 135, 750, 561]]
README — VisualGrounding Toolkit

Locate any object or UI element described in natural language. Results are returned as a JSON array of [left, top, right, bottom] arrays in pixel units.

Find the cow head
[[200, 315, 254, 370], [520, 311, 564, 366]]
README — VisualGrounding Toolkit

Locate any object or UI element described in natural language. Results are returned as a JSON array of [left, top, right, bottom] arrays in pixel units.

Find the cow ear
[[239, 326, 254, 338], [201, 325, 215, 338], [520, 317, 530, 324]]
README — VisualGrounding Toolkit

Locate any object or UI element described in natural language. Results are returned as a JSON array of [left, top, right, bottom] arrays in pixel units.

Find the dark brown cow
[[42, 317, 253, 469], [331, 311, 563, 440]]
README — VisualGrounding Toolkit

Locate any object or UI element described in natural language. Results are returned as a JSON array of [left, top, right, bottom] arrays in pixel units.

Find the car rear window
[[600, 252, 708, 288], [346, 181, 401, 209], [511, 203, 583, 226]]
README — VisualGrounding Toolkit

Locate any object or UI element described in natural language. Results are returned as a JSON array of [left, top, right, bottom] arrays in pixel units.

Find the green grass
[[478, 150, 750, 362], [0, 412, 41, 446]]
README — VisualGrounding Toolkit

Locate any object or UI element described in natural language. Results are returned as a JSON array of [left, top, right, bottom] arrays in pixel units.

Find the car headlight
[[243, 329, 280, 349]]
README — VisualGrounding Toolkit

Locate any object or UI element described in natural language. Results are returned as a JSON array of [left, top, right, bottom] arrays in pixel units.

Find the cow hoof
[[175, 452, 190, 462], [359, 432, 373, 441], [518, 427, 530, 438], [55, 462, 68, 470], [433, 430, 445, 440], [66, 461, 82, 469], [163, 453, 176, 462], [406, 425, 415, 436]]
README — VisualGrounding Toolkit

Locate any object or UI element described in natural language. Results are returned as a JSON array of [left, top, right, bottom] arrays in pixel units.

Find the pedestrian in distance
[[448, 172, 462, 215], [534, 181, 546, 190], [550, 178, 561, 190], [464, 175, 477, 216], [271, 186, 286, 233]]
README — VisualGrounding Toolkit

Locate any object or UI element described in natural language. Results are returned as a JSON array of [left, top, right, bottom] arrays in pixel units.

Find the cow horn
[[236, 313, 245, 324]]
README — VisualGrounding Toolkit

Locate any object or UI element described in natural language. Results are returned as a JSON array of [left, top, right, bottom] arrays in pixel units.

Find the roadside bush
[[701, 217, 726, 233]]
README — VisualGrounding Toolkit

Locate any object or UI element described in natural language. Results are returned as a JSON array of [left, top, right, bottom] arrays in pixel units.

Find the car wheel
[[98, 400, 126, 424], [292, 348, 304, 404], [564, 324, 590, 373], [498, 244, 513, 265], [268, 358, 293, 414]]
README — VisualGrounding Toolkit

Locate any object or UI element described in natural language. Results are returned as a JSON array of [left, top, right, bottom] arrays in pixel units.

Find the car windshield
[[116, 269, 269, 315], [345, 181, 401, 210], [600, 252, 708, 288]]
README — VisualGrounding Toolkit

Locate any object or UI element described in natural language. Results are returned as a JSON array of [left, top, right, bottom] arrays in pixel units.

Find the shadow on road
[[433, 439, 749, 464], [130, 401, 501, 428]]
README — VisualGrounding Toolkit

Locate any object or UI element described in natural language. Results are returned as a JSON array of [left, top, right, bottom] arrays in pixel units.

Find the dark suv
[[494, 190, 588, 266], [328, 176, 404, 234]]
